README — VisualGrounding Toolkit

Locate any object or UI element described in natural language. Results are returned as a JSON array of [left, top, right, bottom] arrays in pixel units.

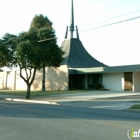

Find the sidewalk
[[0, 95, 58, 105], [33, 91, 140, 102], [0, 91, 140, 110]]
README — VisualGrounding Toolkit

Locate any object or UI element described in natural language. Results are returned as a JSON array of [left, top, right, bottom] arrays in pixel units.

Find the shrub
[[95, 83, 104, 90]]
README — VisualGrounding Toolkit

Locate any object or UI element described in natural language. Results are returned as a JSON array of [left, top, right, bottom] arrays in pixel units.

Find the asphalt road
[[0, 100, 140, 140]]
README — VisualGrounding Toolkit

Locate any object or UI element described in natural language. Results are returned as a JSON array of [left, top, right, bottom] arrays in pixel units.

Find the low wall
[[33, 65, 69, 91], [0, 65, 68, 91], [0, 71, 26, 90]]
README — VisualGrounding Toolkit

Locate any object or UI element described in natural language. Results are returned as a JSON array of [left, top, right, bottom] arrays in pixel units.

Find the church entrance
[[69, 74, 85, 90], [87, 74, 102, 89], [69, 74, 103, 90]]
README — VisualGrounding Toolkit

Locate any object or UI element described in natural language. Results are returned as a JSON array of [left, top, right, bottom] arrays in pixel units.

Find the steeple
[[65, 0, 80, 39], [70, 0, 74, 38], [61, 0, 107, 68]]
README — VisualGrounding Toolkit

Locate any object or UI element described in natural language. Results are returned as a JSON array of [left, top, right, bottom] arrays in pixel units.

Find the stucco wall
[[133, 72, 140, 91], [103, 73, 124, 91], [0, 71, 16, 90], [0, 70, 31, 90], [0, 72, 7, 89], [33, 65, 69, 91], [15, 70, 28, 90], [6, 71, 15, 90], [0, 65, 69, 91]]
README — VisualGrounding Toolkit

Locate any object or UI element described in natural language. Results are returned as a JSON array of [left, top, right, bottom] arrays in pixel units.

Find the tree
[[15, 31, 40, 99], [30, 14, 52, 30], [1, 32, 41, 98], [0, 34, 17, 70], [0, 52, 6, 70], [0, 39, 6, 69], [30, 14, 64, 91], [16, 28, 63, 98], [1, 15, 64, 99]]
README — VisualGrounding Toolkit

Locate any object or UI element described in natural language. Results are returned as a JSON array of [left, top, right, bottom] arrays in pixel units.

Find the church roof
[[61, 38, 107, 68], [69, 64, 140, 74], [60, 0, 107, 69]]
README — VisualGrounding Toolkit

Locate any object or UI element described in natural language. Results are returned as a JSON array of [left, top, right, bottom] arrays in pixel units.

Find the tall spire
[[70, 0, 74, 38], [64, 0, 80, 39]]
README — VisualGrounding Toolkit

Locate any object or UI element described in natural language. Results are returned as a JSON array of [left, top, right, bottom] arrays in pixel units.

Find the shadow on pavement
[[0, 101, 140, 121]]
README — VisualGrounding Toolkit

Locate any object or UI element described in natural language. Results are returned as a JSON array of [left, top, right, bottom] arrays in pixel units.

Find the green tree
[[0, 52, 6, 70], [1, 15, 64, 99], [0, 34, 17, 70], [16, 28, 63, 98], [30, 14, 64, 91], [15, 31, 40, 99], [0, 39, 6, 69], [30, 14, 52, 30], [1, 31, 41, 99]]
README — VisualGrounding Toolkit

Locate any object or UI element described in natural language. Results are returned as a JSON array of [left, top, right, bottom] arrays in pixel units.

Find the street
[[0, 100, 140, 140]]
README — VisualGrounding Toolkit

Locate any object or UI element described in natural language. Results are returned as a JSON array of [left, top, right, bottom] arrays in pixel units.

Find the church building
[[1, 0, 140, 91], [59, 0, 140, 91]]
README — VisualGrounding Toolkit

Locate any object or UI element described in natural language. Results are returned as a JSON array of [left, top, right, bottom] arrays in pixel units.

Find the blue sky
[[0, 0, 140, 66]]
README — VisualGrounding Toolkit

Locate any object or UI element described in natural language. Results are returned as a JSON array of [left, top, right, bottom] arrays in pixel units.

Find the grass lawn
[[0, 90, 92, 97], [130, 104, 140, 109]]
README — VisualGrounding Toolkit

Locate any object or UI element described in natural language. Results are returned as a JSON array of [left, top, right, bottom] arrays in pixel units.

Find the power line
[[97, 0, 131, 12], [57, 15, 140, 40], [80, 16, 140, 32], [83, 9, 140, 27]]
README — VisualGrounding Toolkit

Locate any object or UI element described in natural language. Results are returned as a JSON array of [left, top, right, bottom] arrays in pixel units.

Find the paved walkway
[[0, 91, 140, 111], [34, 91, 140, 101]]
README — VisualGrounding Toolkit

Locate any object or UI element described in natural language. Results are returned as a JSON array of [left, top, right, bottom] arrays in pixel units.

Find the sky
[[0, 0, 140, 66]]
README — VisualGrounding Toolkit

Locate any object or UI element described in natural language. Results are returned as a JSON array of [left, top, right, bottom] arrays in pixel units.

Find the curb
[[0, 97, 5, 100], [124, 108, 140, 113], [0, 98, 59, 105]]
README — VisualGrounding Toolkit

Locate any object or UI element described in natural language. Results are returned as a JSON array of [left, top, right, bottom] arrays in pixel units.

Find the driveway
[[1, 91, 140, 110], [34, 91, 140, 110]]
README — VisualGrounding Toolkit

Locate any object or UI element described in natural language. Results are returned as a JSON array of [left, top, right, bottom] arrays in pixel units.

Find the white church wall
[[6, 71, 15, 90], [32, 65, 69, 91], [0, 65, 68, 91], [133, 72, 140, 91], [103, 73, 124, 91], [0, 72, 6, 89], [0, 70, 32, 90], [15, 70, 28, 90], [0, 71, 15, 90]]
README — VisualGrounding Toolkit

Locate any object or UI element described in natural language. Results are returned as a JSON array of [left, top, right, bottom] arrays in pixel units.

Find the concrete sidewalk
[[0, 91, 140, 105], [34, 91, 140, 102], [0, 95, 59, 105], [38, 91, 140, 110]]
